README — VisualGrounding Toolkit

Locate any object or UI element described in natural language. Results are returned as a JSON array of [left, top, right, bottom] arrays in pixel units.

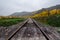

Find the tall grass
[[0, 18, 25, 27], [46, 15, 60, 27]]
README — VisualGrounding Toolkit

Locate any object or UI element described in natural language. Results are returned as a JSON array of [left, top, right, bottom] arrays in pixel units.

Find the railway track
[[6, 18, 60, 40]]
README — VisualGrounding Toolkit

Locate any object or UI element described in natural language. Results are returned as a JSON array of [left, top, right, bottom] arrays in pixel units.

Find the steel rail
[[6, 19, 29, 40], [32, 19, 52, 40], [6, 19, 53, 40]]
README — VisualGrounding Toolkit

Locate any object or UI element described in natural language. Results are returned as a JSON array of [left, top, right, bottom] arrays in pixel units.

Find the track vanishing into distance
[[6, 18, 60, 40]]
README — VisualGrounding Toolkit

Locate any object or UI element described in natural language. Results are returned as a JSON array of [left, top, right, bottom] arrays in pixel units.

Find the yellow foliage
[[50, 9, 57, 15], [32, 9, 60, 19], [57, 9, 60, 14], [40, 11, 48, 17]]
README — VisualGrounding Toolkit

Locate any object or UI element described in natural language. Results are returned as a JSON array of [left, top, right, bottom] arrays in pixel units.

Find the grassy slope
[[0, 18, 25, 27]]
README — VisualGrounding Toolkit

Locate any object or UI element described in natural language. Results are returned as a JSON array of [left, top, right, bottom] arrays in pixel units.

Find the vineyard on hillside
[[32, 9, 60, 27]]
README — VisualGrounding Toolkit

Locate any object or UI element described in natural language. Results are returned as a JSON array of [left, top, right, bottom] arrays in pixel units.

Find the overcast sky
[[0, 0, 60, 16]]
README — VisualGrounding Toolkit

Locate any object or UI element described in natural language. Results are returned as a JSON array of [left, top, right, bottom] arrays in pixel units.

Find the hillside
[[10, 5, 60, 16], [10, 12, 33, 16], [34, 5, 60, 14], [32, 5, 60, 27]]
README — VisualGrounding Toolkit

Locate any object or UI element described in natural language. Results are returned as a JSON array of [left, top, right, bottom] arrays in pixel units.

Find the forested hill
[[10, 12, 33, 16], [34, 5, 60, 14]]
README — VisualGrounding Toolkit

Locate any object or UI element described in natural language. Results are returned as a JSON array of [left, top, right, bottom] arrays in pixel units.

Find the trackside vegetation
[[32, 9, 60, 27], [0, 18, 25, 27]]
